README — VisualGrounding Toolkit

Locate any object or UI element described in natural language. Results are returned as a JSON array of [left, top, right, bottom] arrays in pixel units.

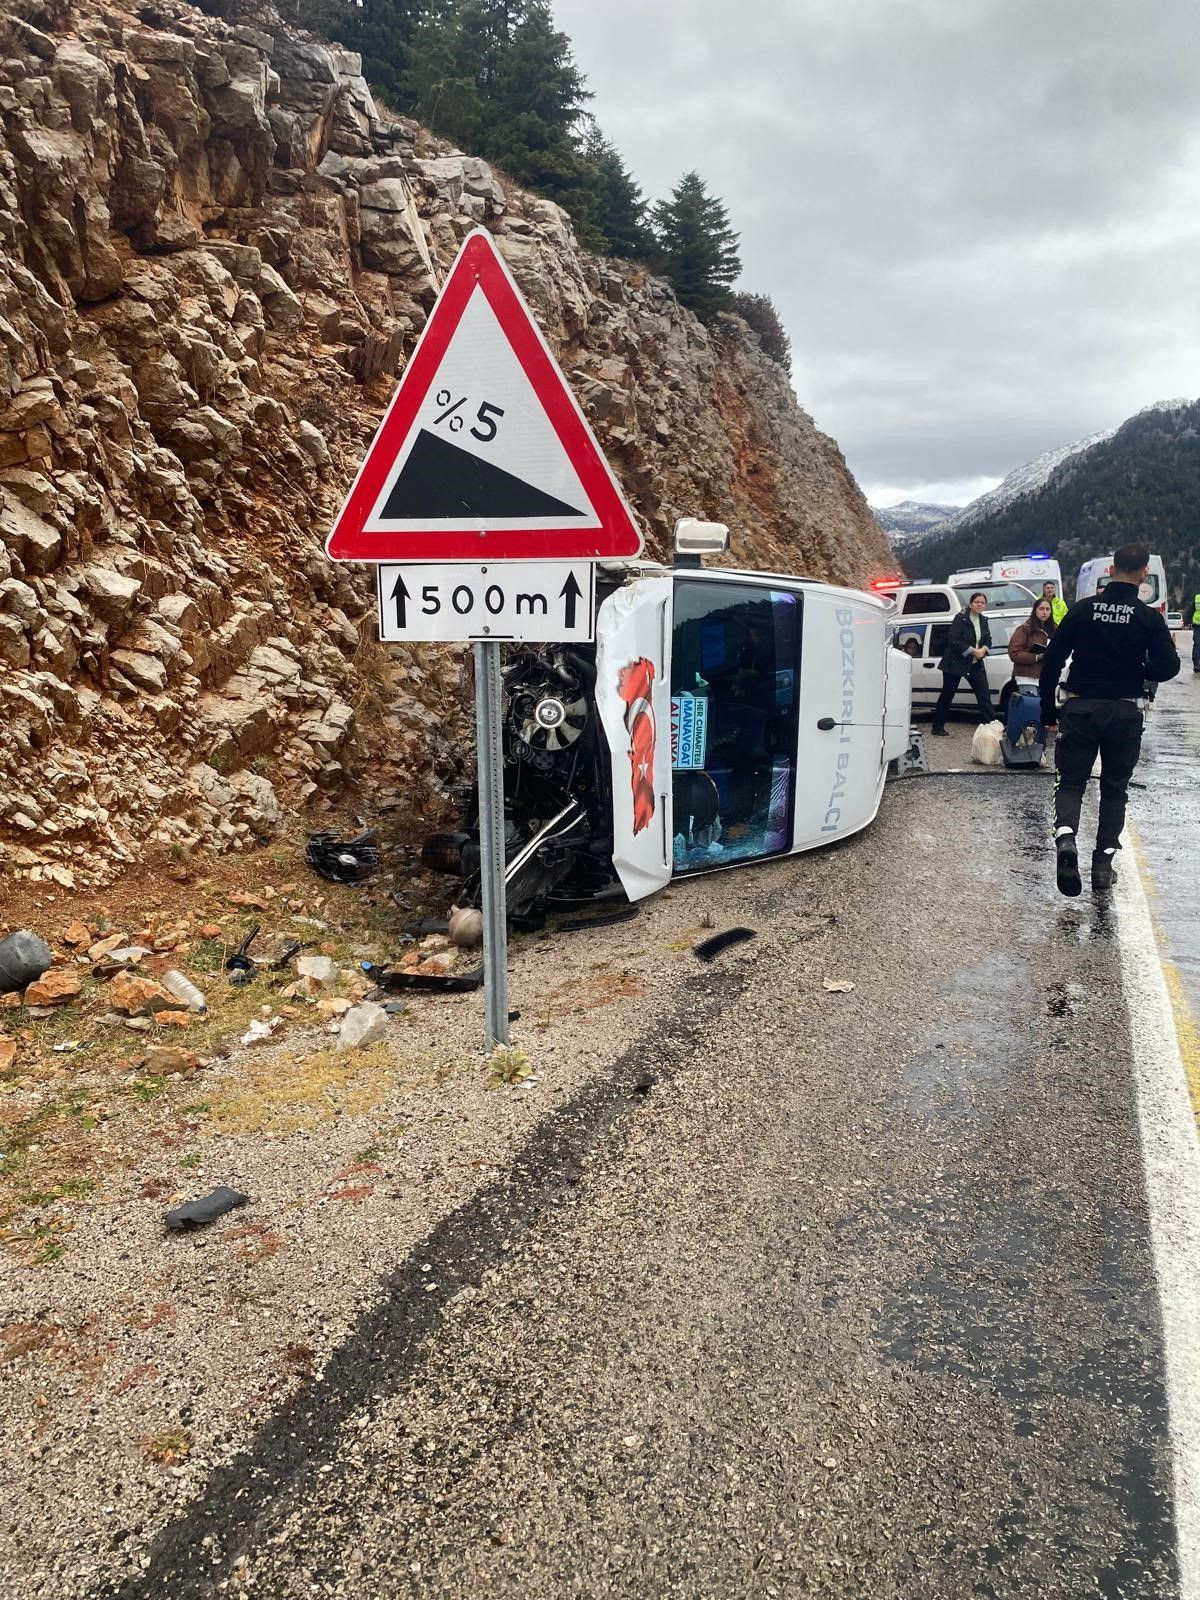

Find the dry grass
[[206, 1039, 398, 1136]]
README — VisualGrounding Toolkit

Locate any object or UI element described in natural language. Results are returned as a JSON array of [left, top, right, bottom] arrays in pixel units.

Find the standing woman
[[1006, 596, 1057, 747], [931, 591, 994, 735], [1008, 596, 1057, 684]]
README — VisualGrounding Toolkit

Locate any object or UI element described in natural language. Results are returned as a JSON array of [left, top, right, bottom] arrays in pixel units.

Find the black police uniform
[[1039, 582, 1180, 851], [1190, 591, 1200, 671]]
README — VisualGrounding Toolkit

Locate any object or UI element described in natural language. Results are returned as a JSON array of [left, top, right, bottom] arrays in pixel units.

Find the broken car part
[[225, 925, 260, 972], [164, 1187, 249, 1232], [694, 928, 758, 962], [305, 830, 381, 883]]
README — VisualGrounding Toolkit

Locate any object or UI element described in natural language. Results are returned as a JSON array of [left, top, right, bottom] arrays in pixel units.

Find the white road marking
[[1116, 851, 1200, 1595]]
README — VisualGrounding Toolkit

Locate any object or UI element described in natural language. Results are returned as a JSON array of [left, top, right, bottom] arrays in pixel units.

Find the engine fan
[[506, 650, 590, 766]]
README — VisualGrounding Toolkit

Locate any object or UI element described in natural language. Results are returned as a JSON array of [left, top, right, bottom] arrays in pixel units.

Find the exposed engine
[[421, 644, 620, 919]]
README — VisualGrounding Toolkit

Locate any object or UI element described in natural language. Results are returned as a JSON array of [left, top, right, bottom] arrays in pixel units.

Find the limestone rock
[[23, 967, 83, 1006]]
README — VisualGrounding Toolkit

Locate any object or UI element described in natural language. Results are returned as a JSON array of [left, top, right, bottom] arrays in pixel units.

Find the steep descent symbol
[[325, 228, 643, 563], [380, 429, 585, 522]]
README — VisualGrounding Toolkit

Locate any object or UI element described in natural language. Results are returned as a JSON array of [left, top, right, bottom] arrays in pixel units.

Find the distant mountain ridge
[[872, 500, 960, 549], [901, 399, 1200, 604]]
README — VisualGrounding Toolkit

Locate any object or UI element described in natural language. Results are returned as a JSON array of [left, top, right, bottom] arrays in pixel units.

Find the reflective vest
[[1192, 593, 1200, 625], [1050, 596, 1068, 626]]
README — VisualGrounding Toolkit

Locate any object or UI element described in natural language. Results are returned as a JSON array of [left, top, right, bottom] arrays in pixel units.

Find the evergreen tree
[[480, 0, 592, 215], [652, 172, 741, 320], [732, 291, 792, 374], [581, 122, 652, 260], [405, 4, 485, 143]]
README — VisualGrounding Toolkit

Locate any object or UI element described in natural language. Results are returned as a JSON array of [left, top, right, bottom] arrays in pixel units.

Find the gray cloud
[[554, 0, 1200, 502]]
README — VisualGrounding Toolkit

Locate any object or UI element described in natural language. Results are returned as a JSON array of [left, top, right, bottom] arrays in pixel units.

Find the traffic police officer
[[1040, 543, 1180, 896], [1189, 587, 1200, 673]]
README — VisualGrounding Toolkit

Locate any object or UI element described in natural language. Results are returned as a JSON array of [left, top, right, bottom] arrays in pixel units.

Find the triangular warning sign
[[326, 229, 643, 563]]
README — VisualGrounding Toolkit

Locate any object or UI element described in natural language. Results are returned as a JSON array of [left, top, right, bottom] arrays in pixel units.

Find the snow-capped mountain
[[872, 501, 960, 546], [926, 398, 1195, 545]]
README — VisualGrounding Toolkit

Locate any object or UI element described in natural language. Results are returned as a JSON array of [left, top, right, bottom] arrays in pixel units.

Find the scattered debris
[[693, 928, 757, 962], [164, 1188, 249, 1232], [822, 978, 855, 993], [241, 1016, 285, 1048], [447, 906, 484, 948], [362, 961, 484, 994], [558, 904, 641, 933], [336, 1001, 387, 1051], [0, 931, 53, 993], [160, 970, 208, 1014], [51, 1040, 86, 1054], [225, 926, 260, 972], [305, 831, 381, 884]]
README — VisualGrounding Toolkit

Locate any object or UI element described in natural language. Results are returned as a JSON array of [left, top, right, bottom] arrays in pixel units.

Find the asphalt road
[[96, 703, 1200, 1600]]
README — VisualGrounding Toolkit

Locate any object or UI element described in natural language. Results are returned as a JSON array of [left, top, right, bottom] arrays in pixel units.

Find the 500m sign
[[375, 561, 597, 643]]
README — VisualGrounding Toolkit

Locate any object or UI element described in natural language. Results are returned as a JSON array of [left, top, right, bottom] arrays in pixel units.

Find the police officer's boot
[[1055, 831, 1081, 897], [1091, 850, 1117, 893]]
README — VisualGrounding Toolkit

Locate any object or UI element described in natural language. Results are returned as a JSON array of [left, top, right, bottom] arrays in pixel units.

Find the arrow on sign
[[560, 569, 583, 631], [391, 571, 410, 630]]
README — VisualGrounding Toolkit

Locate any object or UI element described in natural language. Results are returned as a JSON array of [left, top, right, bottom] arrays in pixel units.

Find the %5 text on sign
[[375, 561, 597, 644]]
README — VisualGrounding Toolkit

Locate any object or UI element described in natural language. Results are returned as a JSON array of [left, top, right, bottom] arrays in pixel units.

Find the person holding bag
[[1004, 596, 1057, 750], [1008, 597, 1057, 683], [931, 591, 994, 735]]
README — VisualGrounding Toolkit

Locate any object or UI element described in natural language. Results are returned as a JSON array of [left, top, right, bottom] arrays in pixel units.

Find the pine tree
[[652, 172, 741, 320], [580, 123, 652, 261], [732, 291, 792, 374], [481, 2, 591, 201]]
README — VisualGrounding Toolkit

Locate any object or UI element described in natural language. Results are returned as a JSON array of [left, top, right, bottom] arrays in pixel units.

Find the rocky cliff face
[[0, 0, 891, 889]]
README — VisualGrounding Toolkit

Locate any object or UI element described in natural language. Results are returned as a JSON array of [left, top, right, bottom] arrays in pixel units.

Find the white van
[[950, 555, 1065, 594], [425, 524, 914, 917], [885, 581, 1038, 717], [1077, 555, 1168, 616]]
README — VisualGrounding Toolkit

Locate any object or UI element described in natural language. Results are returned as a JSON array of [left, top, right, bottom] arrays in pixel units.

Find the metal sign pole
[[473, 641, 509, 1049]]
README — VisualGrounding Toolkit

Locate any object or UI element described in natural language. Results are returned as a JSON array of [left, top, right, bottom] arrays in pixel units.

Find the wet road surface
[[92, 736, 1200, 1600], [1132, 668, 1200, 1056]]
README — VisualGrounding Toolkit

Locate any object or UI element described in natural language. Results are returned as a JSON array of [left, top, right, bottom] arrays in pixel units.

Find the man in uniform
[[1188, 586, 1200, 673], [1042, 579, 1068, 626], [1040, 543, 1180, 896]]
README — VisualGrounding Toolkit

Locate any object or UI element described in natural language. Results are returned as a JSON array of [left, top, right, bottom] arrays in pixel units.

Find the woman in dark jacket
[[1008, 597, 1057, 682], [931, 592, 994, 734]]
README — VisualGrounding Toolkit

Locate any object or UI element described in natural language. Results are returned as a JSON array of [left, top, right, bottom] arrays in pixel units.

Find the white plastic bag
[[971, 719, 1005, 766]]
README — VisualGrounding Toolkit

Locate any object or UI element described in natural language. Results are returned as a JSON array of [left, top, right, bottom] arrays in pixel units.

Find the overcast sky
[[554, 0, 1200, 508]]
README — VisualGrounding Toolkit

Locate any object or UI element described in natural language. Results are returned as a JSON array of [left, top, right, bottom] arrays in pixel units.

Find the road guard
[[1040, 542, 1180, 895]]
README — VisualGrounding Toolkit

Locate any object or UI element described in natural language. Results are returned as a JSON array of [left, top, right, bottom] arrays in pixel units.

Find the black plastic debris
[[0, 931, 53, 993], [558, 905, 640, 933], [305, 830, 380, 884], [361, 960, 484, 994], [225, 925, 260, 972], [403, 917, 451, 937], [164, 1187, 249, 1232], [694, 927, 757, 962]]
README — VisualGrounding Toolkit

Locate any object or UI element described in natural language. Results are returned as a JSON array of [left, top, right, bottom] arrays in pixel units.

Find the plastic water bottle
[[161, 969, 208, 1014]]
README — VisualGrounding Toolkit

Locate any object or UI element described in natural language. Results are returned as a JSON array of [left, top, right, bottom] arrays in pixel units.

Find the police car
[[424, 521, 914, 917]]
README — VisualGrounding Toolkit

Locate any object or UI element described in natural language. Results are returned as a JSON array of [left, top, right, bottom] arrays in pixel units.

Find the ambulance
[[1076, 554, 1169, 616], [424, 521, 914, 917], [950, 554, 1064, 595]]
